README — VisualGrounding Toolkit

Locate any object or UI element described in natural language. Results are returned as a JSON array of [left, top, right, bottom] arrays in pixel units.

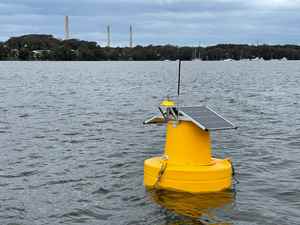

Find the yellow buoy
[[143, 99, 236, 193]]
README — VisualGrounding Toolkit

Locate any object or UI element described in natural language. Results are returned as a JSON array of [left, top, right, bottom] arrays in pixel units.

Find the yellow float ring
[[144, 156, 232, 193]]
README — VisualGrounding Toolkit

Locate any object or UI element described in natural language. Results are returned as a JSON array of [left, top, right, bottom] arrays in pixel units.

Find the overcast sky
[[1, 0, 300, 46]]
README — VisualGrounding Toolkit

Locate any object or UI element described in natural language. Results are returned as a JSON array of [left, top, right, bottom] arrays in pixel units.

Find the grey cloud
[[0, 0, 300, 45]]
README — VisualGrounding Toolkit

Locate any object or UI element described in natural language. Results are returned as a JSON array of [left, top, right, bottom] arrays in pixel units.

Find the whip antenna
[[176, 59, 182, 120], [177, 59, 181, 96]]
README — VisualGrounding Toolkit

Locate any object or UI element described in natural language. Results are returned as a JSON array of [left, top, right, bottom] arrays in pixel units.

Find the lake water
[[0, 61, 299, 225]]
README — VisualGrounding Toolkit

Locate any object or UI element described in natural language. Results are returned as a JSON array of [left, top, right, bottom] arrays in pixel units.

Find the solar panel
[[180, 106, 236, 131]]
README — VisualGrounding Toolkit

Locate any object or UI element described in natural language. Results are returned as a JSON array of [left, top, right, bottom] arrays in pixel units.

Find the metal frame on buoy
[[143, 60, 237, 193]]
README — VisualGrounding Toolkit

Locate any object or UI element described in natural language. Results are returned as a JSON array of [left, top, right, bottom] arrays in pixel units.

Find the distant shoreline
[[1, 34, 300, 61], [0, 59, 294, 62]]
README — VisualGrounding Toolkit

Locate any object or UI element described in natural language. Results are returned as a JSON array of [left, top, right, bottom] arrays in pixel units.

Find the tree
[[0, 44, 9, 60], [19, 48, 32, 60], [53, 46, 76, 60]]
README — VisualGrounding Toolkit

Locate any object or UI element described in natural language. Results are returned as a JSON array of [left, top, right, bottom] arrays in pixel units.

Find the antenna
[[177, 59, 181, 97], [176, 59, 182, 120]]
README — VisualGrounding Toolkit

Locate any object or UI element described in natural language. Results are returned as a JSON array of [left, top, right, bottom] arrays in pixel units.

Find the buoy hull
[[144, 156, 232, 193]]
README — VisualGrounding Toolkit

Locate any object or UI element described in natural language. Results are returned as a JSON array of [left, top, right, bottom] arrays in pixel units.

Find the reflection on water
[[146, 188, 235, 224]]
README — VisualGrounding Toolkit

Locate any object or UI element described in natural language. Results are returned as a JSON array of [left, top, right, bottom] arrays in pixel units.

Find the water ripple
[[0, 61, 299, 225]]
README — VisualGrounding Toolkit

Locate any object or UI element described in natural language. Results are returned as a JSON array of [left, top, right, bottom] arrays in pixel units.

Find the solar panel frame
[[179, 106, 237, 131], [143, 115, 166, 124]]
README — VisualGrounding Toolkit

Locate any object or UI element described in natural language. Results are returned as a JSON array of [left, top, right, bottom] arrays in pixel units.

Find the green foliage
[[1, 34, 300, 61], [19, 48, 32, 60], [52, 46, 77, 61], [0, 43, 9, 60], [6, 34, 60, 50]]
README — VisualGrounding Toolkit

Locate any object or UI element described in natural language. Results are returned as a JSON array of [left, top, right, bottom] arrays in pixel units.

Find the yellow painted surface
[[160, 99, 175, 107], [164, 121, 213, 166], [144, 120, 232, 193], [144, 157, 232, 193]]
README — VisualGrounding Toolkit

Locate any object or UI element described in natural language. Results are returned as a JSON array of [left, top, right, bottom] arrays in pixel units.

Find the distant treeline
[[1, 34, 300, 61]]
